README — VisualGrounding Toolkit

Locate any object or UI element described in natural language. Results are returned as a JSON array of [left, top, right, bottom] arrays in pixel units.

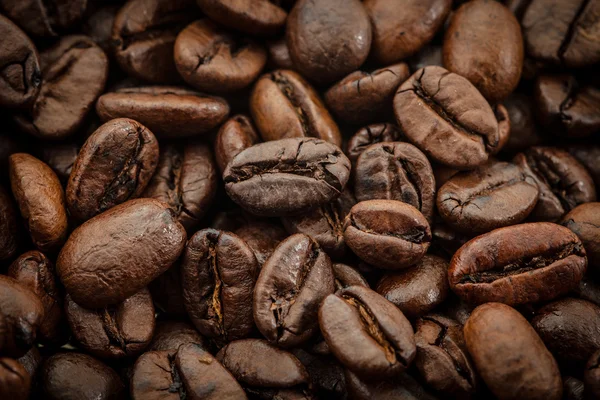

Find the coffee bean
[[57, 198, 187, 308], [223, 138, 351, 217], [332, 263, 369, 291], [394, 66, 500, 169], [149, 262, 187, 317], [197, 0, 287, 36], [449, 222, 587, 306], [215, 114, 260, 174], [409, 44, 444, 72], [37, 142, 79, 185], [234, 220, 287, 266], [266, 37, 294, 70], [562, 376, 585, 400], [503, 92, 544, 152], [0, 0, 87, 37], [0, 357, 31, 400], [464, 303, 562, 400], [15, 345, 40, 394], [567, 144, 600, 191], [344, 370, 439, 400], [562, 203, 600, 273], [291, 349, 347, 399], [493, 103, 511, 154], [148, 320, 206, 352], [585, 350, 600, 399], [82, 5, 120, 54], [0, 185, 19, 261], [346, 124, 404, 166]]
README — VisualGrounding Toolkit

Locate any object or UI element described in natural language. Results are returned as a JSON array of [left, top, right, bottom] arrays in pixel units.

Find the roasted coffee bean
[[254, 234, 334, 347], [414, 314, 477, 399], [562, 203, 600, 273], [234, 220, 287, 266], [9, 153, 68, 252], [0, 0, 87, 37], [282, 189, 355, 259], [431, 222, 473, 258], [450, 223, 587, 306], [14, 35, 108, 140], [534, 74, 600, 138], [287, 0, 372, 84], [346, 124, 404, 165], [223, 138, 351, 217], [437, 161, 539, 233], [444, 0, 523, 102], [503, 92, 543, 152], [65, 289, 155, 359], [409, 44, 444, 72], [376, 255, 449, 319], [148, 320, 206, 352], [575, 276, 600, 308], [0, 185, 18, 261], [522, 0, 600, 68], [291, 349, 347, 399], [0, 14, 41, 109], [514, 147, 596, 221], [16, 347, 41, 388], [0, 357, 31, 400], [324, 63, 410, 125], [82, 5, 120, 53], [432, 163, 460, 190], [266, 37, 294, 70], [174, 19, 267, 93], [66, 118, 159, 222], [364, 0, 451, 65], [493, 104, 511, 155], [332, 263, 369, 291], [215, 114, 260, 174], [131, 344, 246, 399], [344, 370, 439, 400], [394, 66, 500, 169], [197, 0, 287, 36], [142, 141, 217, 231], [41, 353, 125, 400], [354, 142, 436, 223], [149, 262, 187, 316], [464, 303, 562, 400], [344, 200, 431, 270], [96, 86, 229, 138], [585, 350, 600, 399], [38, 142, 79, 185], [567, 144, 600, 191], [112, 0, 196, 83], [57, 198, 187, 308], [319, 286, 416, 379], [182, 228, 258, 343], [8, 251, 65, 345], [250, 70, 342, 146]]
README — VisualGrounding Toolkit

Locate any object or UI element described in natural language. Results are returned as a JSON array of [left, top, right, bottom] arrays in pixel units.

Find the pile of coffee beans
[[1, 0, 600, 399]]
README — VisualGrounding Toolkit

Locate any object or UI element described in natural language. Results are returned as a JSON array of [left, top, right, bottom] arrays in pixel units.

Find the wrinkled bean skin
[[562, 203, 600, 273], [215, 115, 260, 175], [254, 234, 334, 347], [196, 0, 287, 36], [0, 357, 31, 400], [0, 0, 87, 37], [0, 185, 18, 261], [464, 303, 562, 400], [57, 198, 187, 309], [66, 118, 160, 223], [332, 263, 369, 291], [585, 350, 600, 399], [449, 223, 587, 306], [148, 320, 206, 352], [346, 124, 404, 165], [234, 220, 288, 267]]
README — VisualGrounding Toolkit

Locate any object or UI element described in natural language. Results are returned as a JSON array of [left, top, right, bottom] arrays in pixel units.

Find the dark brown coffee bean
[[215, 114, 260, 174], [394, 66, 500, 169], [514, 147, 596, 221], [345, 369, 439, 400], [37, 142, 79, 185], [8, 251, 65, 345], [9, 153, 68, 252], [449, 222, 587, 306], [254, 234, 334, 347], [437, 161, 540, 233], [250, 70, 342, 147], [142, 141, 217, 232], [444, 0, 523, 102], [376, 255, 449, 319], [41, 352, 125, 400], [148, 320, 205, 352], [291, 349, 347, 399], [414, 315, 477, 399], [0, 14, 41, 109], [65, 289, 155, 359], [319, 286, 416, 379], [0, 275, 44, 358], [324, 63, 410, 125], [346, 124, 404, 165], [562, 376, 585, 400], [197, 0, 287, 36], [182, 228, 258, 343], [57, 198, 187, 308], [0, 0, 87, 37], [364, 0, 451, 65], [464, 303, 562, 400], [174, 19, 267, 93], [432, 162, 460, 190], [493, 103, 511, 155], [82, 5, 120, 54], [16, 345, 41, 386], [575, 276, 600, 308], [409, 44, 444, 72], [585, 350, 600, 400], [0, 185, 18, 261], [562, 203, 600, 273], [567, 144, 600, 191], [287, 0, 372, 84], [112, 0, 196, 83], [354, 142, 436, 223], [234, 220, 287, 266], [223, 138, 351, 217], [96, 86, 229, 138], [14, 35, 108, 140], [503, 92, 543, 152], [332, 263, 369, 291], [149, 262, 187, 316], [0, 357, 30, 400], [66, 118, 159, 222], [266, 37, 294, 70], [344, 200, 431, 270]]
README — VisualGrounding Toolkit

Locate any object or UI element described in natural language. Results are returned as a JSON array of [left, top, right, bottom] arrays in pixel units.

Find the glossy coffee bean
[[234, 220, 287, 267], [319, 286, 416, 379], [464, 303, 562, 400], [142, 141, 217, 232], [9, 153, 68, 252], [287, 0, 372, 84], [0, 357, 30, 400], [344, 200, 431, 270], [254, 234, 334, 347], [174, 19, 267, 93], [266, 37, 294, 70], [585, 350, 600, 400], [324, 63, 410, 125], [0, 0, 87, 37], [223, 138, 351, 217], [196, 0, 287, 36], [148, 320, 205, 352], [364, 0, 451, 65], [346, 124, 404, 165], [250, 70, 341, 147], [354, 142, 435, 223], [394, 66, 500, 169], [332, 263, 369, 291], [38, 142, 79, 185], [376, 255, 449, 319], [66, 118, 159, 222], [57, 198, 187, 308], [562, 203, 600, 272], [0, 185, 18, 261], [41, 353, 125, 400], [182, 229, 258, 343], [567, 144, 600, 191], [215, 114, 260, 174], [503, 92, 543, 152], [449, 223, 587, 306]]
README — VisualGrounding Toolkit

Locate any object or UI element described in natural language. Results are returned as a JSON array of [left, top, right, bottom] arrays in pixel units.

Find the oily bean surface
[[0, 0, 87, 37], [196, 0, 287, 36], [215, 114, 260, 175], [562, 203, 600, 272]]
